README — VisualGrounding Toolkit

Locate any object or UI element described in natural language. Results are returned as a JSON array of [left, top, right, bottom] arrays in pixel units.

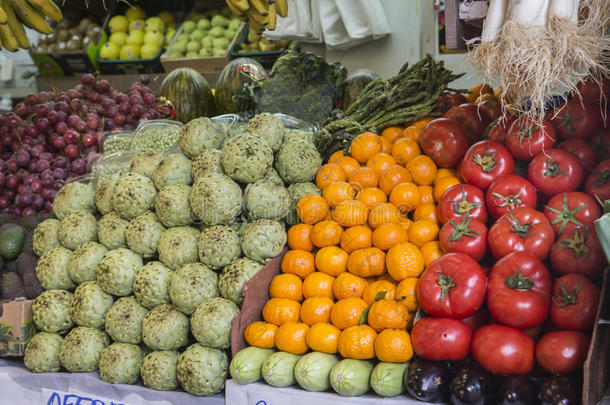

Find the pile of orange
[[243, 120, 461, 363]]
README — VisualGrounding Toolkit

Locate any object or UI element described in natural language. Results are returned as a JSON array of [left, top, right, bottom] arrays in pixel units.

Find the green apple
[[143, 30, 164, 46], [186, 40, 201, 52], [198, 47, 212, 57], [197, 18, 211, 30], [224, 29, 236, 40], [157, 11, 175, 26], [209, 27, 224, 38], [169, 52, 182, 59], [182, 21, 196, 33], [99, 42, 120, 59], [109, 32, 127, 46], [126, 30, 144, 46], [201, 36, 213, 48], [213, 37, 229, 49], [229, 18, 242, 31], [190, 29, 205, 41], [145, 17, 165, 33], [128, 19, 145, 32], [213, 48, 226, 57], [120, 44, 139, 59], [176, 33, 189, 43], [185, 51, 199, 58], [108, 15, 128, 33], [172, 41, 187, 54], [125, 6, 146, 21], [140, 43, 160, 58], [165, 28, 176, 41], [211, 15, 229, 28]]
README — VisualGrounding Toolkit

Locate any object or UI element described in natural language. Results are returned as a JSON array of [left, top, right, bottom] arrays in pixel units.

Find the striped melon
[[215, 58, 267, 114], [159, 68, 214, 123], [341, 69, 379, 111]]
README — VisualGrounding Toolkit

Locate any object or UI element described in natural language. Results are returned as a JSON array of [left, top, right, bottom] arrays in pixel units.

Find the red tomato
[[439, 217, 488, 261], [558, 138, 598, 171], [411, 317, 471, 361], [444, 103, 492, 144], [585, 159, 610, 202], [591, 128, 610, 161], [535, 331, 590, 374], [479, 99, 502, 121], [485, 116, 517, 144], [527, 149, 583, 196], [459, 140, 515, 190], [505, 117, 556, 161], [550, 100, 601, 139], [574, 76, 610, 106], [543, 191, 601, 235], [488, 207, 555, 260], [417, 253, 487, 319], [486, 175, 538, 220], [550, 273, 601, 331], [471, 324, 535, 375], [487, 252, 552, 329], [438, 184, 488, 225], [437, 91, 467, 113], [458, 306, 490, 331], [550, 225, 606, 280], [419, 118, 469, 168]]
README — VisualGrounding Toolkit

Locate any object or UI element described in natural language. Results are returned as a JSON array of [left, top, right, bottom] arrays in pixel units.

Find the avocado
[[1, 272, 26, 300], [22, 231, 34, 255], [0, 224, 25, 260], [22, 267, 43, 299], [17, 253, 38, 278], [0, 256, 4, 272], [19, 215, 42, 232], [4, 260, 17, 274]]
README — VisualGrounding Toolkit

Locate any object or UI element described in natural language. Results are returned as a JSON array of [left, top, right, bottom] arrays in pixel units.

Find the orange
[[316, 163, 347, 190], [419, 185, 434, 204], [376, 273, 396, 283], [413, 203, 439, 224], [391, 138, 420, 165], [435, 168, 456, 183], [395, 277, 419, 312], [408, 219, 439, 248], [340, 225, 372, 253], [381, 126, 404, 143], [275, 321, 309, 355], [333, 273, 368, 300], [306, 323, 340, 354], [330, 298, 368, 329], [379, 166, 412, 195], [332, 200, 369, 227], [386, 242, 424, 281], [336, 156, 361, 177], [467, 83, 494, 103], [338, 325, 377, 359], [412, 117, 434, 130], [368, 202, 404, 228], [328, 150, 345, 163], [380, 136, 392, 154], [300, 296, 334, 326], [297, 194, 329, 225], [269, 273, 303, 302], [350, 132, 382, 164], [434, 176, 460, 202], [315, 246, 349, 276], [287, 224, 314, 252], [401, 126, 422, 141], [406, 155, 437, 186], [356, 187, 387, 208], [362, 280, 396, 305], [421, 241, 444, 267], [389, 182, 421, 214], [367, 298, 408, 332], [366, 153, 397, 176], [347, 247, 386, 278], [372, 223, 408, 251], [348, 167, 379, 190], [281, 250, 315, 279], [323, 182, 356, 208], [262, 298, 301, 326], [302, 271, 335, 299], [311, 220, 343, 248], [375, 329, 413, 363], [399, 217, 413, 234], [244, 321, 277, 348]]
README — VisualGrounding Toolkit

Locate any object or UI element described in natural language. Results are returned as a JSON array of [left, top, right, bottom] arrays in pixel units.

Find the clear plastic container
[[100, 131, 134, 154], [91, 151, 136, 188], [275, 113, 318, 143], [212, 113, 239, 130], [130, 119, 183, 154]]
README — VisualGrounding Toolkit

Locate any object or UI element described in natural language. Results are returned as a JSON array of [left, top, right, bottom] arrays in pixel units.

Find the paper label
[[459, 0, 488, 20], [41, 388, 128, 405]]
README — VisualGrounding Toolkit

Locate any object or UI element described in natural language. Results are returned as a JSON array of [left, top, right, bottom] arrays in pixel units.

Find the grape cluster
[[0, 74, 165, 217]]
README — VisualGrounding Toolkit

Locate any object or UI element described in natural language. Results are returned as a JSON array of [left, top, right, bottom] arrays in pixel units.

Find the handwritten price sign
[[42, 388, 128, 405]]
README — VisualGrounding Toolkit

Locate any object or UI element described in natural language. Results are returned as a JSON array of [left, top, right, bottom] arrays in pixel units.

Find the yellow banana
[[248, 17, 265, 35], [247, 7, 268, 26], [226, 0, 250, 13], [0, 22, 18, 51], [276, 0, 288, 17], [26, 0, 62, 22], [266, 3, 276, 30], [10, 0, 53, 34], [225, 0, 248, 17], [0, 5, 7, 24], [2, 0, 28, 48], [249, 0, 269, 16]]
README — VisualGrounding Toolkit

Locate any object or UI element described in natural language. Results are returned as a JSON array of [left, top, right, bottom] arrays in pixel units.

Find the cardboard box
[[0, 298, 34, 357]]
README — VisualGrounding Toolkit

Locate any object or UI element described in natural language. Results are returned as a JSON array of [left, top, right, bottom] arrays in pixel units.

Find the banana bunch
[[225, 0, 288, 35], [0, 0, 62, 52]]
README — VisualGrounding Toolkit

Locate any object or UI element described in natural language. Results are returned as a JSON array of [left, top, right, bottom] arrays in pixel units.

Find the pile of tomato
[[404, 79, 609, 404]]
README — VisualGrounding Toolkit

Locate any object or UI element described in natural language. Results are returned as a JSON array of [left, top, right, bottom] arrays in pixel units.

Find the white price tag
[[459, 1, 489, 20], [41, 388, 129, 405]]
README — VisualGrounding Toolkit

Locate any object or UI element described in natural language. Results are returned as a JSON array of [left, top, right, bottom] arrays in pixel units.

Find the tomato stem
[[492, 187, 525, 210], [506, 213, 534, 238], [448, 216, 479, 244], [472, 143, 499, 173], [543, 153, 567, 178], [591, 169, 610, 189], [505, 265, 535, 290], [544, 192, 587, 234], [556, 108, 582, 135], [557, 226, 589, 258], [552, 279, 582, 307], [435, 271, 456, 301], [450, 185, 482, 215]]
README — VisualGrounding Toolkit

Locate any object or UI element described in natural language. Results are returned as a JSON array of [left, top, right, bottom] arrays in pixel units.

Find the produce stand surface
[[0, 359, 224, 405]]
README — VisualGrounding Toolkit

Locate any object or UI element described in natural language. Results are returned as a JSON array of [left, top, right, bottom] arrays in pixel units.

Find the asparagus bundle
[[315, 55, 464, 161]]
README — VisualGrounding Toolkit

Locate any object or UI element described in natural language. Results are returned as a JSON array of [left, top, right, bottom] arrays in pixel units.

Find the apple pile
[[0, 74, 165, 217], [99, 5, 177, 60]]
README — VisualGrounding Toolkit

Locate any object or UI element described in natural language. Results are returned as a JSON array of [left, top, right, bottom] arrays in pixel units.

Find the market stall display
[[0, 0, 62, 52]]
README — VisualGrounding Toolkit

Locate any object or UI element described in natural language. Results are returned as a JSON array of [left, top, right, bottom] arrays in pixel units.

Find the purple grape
[[53, 155, 68, 169], [17, 184, 30, 194], [67, 114, 80, 128], [36, 159, 50, 173], [28, 161, 37, 172], [15, 151, 30, 168], [81, 73, 95, 86], [5, 188, 16, 200], [71, 159, 86, 175], [24, 93, 40, 105], [7, 160, 18, 173], [119, 102, 130, 115], [36, 117, 51, 132], [39, 152, 53, 161], [56, 121, 67, 134], [0, 196, 8, 209], [31, 194, 44, 210], [67, 89, 79, 99], [57, 110, 67, 122], [143, 93, 156, 105], [70, 99, 81, 112], [113, 113, 126, 125], [96, 79, 110, 93], [0, 172, 5, 187], [115, 93, 128, 104], [101, 98, 116, 110], [35, 104, 49, 116], [54, 180, 64, 190], [21, 206, 37, 217], [30, 179, 42, 193], [55, 101, 70, 113], [44, 201, 53, 212]]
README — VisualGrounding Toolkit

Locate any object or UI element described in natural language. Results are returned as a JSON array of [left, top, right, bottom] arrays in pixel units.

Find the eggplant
[[405, 359, 451, 403], [539, 375, 580, 405], [449, 362, 494, 405], [497, 375, 537, 405]]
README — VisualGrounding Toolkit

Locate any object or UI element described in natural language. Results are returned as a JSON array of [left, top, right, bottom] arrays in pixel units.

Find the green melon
[[341, 69, 379, 111], [159, 68, 215, 123], [215, 58, 267, 114]]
